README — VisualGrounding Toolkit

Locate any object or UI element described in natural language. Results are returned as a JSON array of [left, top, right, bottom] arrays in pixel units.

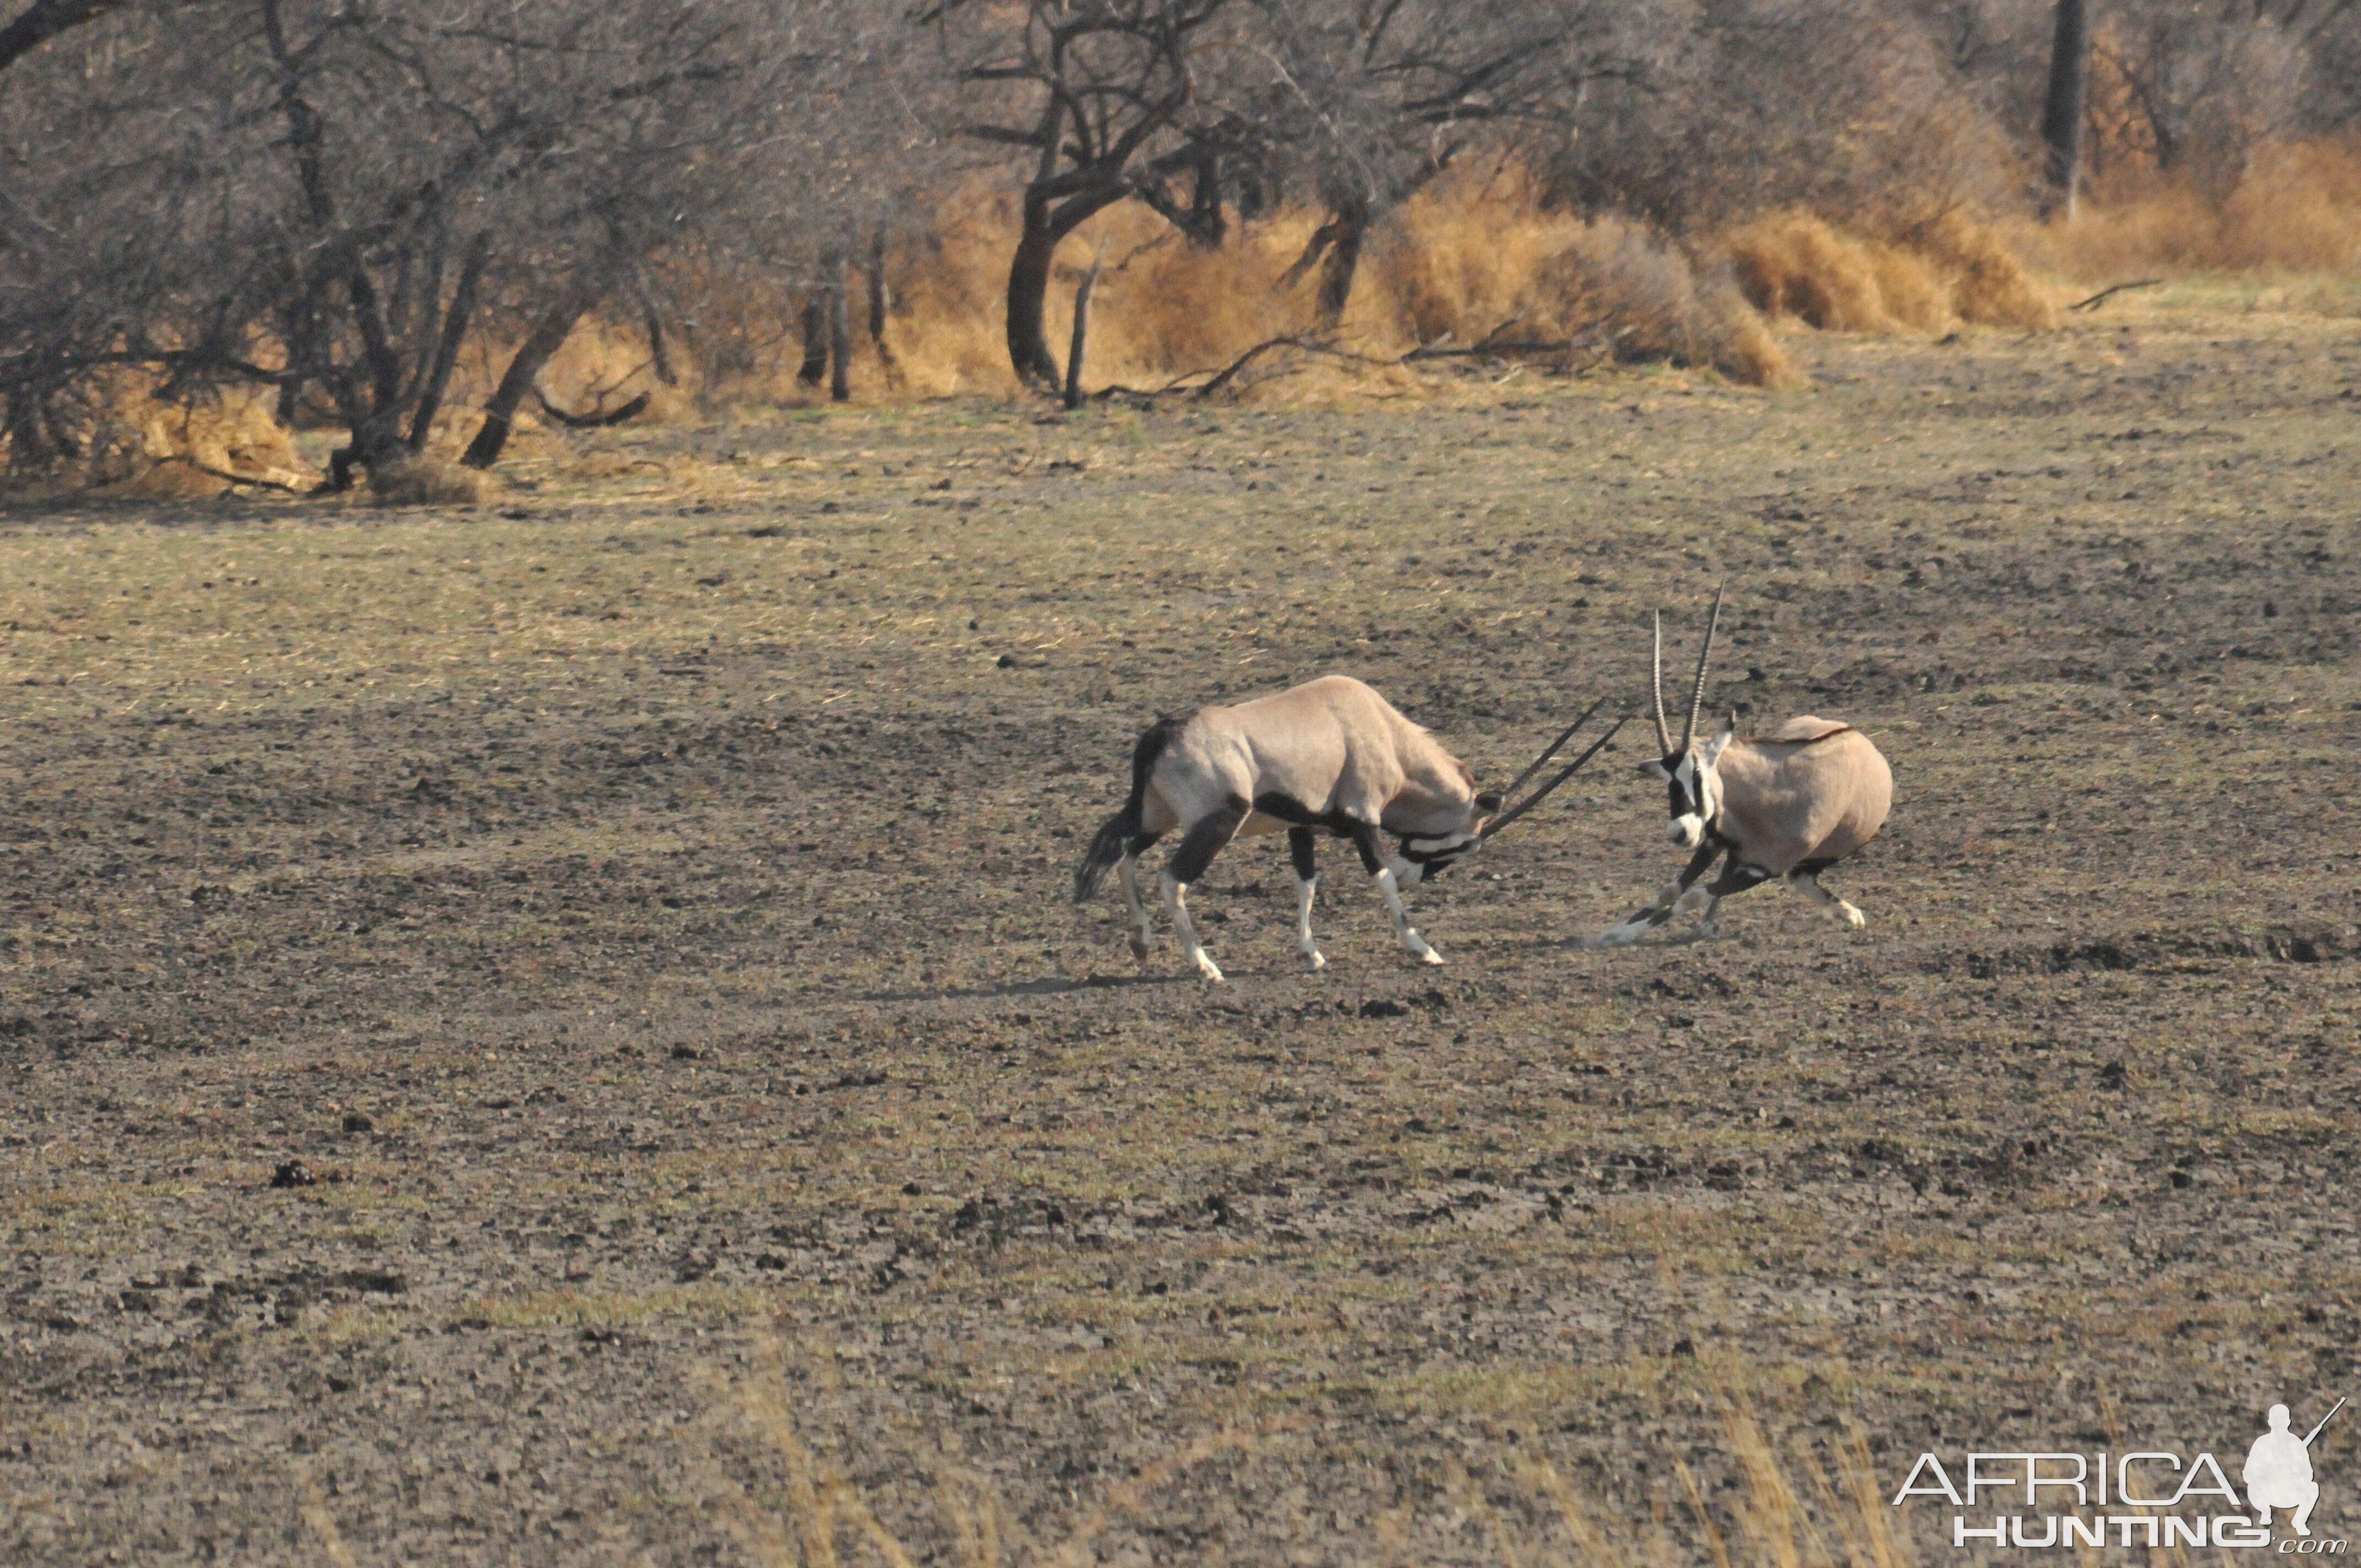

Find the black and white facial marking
[[1396, 829, 1475, 883], [1643, 732, 1728, 850], [1395, 788, 1501, 883]]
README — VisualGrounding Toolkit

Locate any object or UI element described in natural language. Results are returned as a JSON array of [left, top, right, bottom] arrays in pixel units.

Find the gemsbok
[[1592, 586, 1892, 945], [1075, 676, 1619, 981]]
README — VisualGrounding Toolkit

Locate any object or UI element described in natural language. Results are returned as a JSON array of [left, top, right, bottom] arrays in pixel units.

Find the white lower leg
[[1117, 854, 1156, 959], [1376, 863, 1442, 965], [1294, 876, 1325, 971], [1595, 878, 1688, 946], [1160, 872, 1223, 982], [1789, 871, 1866, 928], [1693, 892, 1723, 938]]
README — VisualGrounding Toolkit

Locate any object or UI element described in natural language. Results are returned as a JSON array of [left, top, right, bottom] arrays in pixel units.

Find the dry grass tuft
[[1727, 214, 1927, 333], [1373, 191, 1800, 387], [1727, 211, 2057, 334], [367, 454, 487, 507], [1909, 210, 2058, 328]]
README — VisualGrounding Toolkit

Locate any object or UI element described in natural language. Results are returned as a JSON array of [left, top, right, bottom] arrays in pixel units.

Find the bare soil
[[4, 293, 2358, 1566]]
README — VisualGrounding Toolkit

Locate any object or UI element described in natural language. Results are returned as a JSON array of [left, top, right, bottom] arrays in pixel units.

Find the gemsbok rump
[[1075, 676, 1619, 981], [1592, 587, 1892, 945]]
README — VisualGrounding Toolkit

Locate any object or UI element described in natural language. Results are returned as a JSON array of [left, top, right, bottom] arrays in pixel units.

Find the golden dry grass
[[1726, 211, 2059, 334], [673, 1337, 1905, 1568], [2015, 136, 2361, 282], [1371, 187, 1799, 387]]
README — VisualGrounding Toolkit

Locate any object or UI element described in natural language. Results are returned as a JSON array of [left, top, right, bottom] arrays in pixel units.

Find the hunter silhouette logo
[[1892, 1396, 2347, 1551], [2250, 1400, 2345, 1538]]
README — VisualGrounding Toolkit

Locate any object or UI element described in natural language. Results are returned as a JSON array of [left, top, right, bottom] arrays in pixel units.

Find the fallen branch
[[153, 455, 308, 493], [1193, 335, 1319, 400], [1190, 334, 1398, 400], [1399, 339, 1576, 362], [532, 385, 651, 428], [2068, 279, 2163, 312]]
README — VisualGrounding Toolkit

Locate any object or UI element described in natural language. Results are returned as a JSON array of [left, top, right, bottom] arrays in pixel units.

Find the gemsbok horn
[[1591, 585, 1892, 945], [1075, 676, 1615, 982]]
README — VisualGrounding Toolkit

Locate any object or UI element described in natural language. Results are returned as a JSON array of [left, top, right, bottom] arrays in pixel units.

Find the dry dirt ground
[[3, 291, 2358, 1567]]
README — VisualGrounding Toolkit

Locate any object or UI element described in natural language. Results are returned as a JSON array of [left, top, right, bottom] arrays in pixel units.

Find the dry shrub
[[1908, 210, 2058, 328], [1366, 184, 1799, 388], [2015, 137, 2361, 282], [1726, 210, 2056, 333], [12, 378, 315, 496], [367, 454, 487, 507], [1727, 214, 1932, 332]]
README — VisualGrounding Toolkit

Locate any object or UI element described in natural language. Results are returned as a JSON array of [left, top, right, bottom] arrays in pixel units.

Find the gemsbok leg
[[1116, 832, 1163, 960], [1678, 854, 1772, 939], [1786, 859, 1865, 928], [1595, 841, 1721, 946], [1350, 823, 1444, 966], [1287, 827, 1326, 972], [1160, 800, 1247, 982]]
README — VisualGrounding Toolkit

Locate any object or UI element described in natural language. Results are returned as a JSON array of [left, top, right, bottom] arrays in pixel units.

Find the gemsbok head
[[1075, 675, 1619, 982], [1591, 585, 1892, 945]]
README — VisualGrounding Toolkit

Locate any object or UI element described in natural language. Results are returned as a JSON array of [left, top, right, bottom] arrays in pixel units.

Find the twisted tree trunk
[[461, 268, 606, 469], [1006, 183, 1126, 390]]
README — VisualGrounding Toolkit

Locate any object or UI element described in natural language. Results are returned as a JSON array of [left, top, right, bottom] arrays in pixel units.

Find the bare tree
[[927, 0, 1236, 389], [1543, 0, 2017, 235], [2096, 0, 2315, 184], [1256, 0, 1661, 323], [1, 0, 929, 481]]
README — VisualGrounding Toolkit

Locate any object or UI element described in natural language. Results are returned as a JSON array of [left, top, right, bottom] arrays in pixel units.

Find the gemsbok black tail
[[1073, 715, 1185, 903]]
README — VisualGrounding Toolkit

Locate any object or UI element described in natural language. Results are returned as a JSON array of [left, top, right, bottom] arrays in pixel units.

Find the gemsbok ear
[[1475, 791, 1503, 813], [1698, 717, 1736, 767], [1639, 758, 1670, 779]]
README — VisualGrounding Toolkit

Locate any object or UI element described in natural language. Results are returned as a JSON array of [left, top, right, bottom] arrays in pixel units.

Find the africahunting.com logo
[[1893, 1398, 2347, 1552]]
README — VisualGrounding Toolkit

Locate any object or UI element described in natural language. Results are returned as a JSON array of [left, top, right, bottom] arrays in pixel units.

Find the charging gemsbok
[[1075, 676, 1619, 982], [1592, 586, 1892, 945]]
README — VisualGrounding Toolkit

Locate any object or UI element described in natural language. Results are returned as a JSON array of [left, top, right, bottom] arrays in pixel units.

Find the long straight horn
[[1680, 581, 1726, 750], [1651, 611, 1671, 754], [1497, 696, 1609, 804], [1479, 717, 1626, 841]]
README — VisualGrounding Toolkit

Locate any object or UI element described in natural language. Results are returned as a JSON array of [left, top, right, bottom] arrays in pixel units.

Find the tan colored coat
[[1711, 717, 1891, 874], [1140, 675, 1482, 841]]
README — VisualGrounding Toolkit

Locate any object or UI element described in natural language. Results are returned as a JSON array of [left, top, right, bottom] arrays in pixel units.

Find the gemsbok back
[[1592, 587, 1892, 945], [1075, 675, 1619, 981]]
